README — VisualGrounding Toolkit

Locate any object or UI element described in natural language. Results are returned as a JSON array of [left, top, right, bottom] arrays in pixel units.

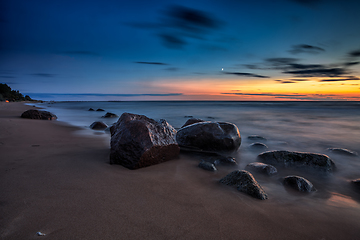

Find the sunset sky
[[1, 0, 360, 101]]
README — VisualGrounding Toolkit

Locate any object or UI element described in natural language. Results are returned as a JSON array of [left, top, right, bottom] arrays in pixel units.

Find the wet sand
[[1, 102, 360, 240]]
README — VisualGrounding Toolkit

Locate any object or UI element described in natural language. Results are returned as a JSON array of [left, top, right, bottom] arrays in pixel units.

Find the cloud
[[128, 5, 223, 49], [348, 49, 360, 58], [275, 80, 297, 84], [289, 0, 322, 6], [223, 72, 270, 78], [289, 44, 325, 54], [284, 67, 348, 78], [30, 73, 56, 77], [61, 51, 100, 56], [30, 93, 183, 97], [343, 62, 360, 66], [135, 61, 168, 65], [319, 76, 360, 82]]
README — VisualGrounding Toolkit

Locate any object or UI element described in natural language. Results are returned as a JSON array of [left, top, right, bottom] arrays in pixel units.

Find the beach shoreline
[[1, 102, 360, 240]]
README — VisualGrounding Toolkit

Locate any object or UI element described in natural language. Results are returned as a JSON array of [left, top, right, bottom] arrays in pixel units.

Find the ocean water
[[31, 101, 360, 207]]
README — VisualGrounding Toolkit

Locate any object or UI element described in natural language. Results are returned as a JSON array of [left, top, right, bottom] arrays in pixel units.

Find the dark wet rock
[[21, 109, 57, 120], [184, 115, 193, 118], [258, 150, 336, 173], [90, 121, 108, 130], [248, 135, 267, 141], [327, 148, 358, 157], [102, 112, 119, 118], [198, 161, 217, 171], [88, 108, 95, 111], [176, 121, 241, 153], [181, 118, 205, 128], [219, 170, 268, 200], [110, 113, 179, 169], [213, 156, 237, 166], [96, 108, 105, 111], [351, 179, 360, 188], [283, 175, 316, 192], [249, 142, 268, 150], [246, 162, 277, 176]]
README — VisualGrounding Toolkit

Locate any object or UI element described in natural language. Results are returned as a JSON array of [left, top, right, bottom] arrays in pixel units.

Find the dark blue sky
[[1, 0, 360, 101]]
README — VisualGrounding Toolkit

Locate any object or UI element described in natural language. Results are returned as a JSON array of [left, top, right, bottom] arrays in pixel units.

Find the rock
[[219, 170, 268, 200], [213, 156, 237, 166], [96, 108, 105, 111], [102, 112, 119, 118], [283, 175, 316, 192], [176, 121, 241, 153], [249, 142, 268, 150], [245, 162, 277, 176], [90, 121, 108, 130], [110, 113, 180, 169], [248, 135, 267, 141], [258, 150, 336, 173], [20, 109, 57, 120], [184, 115, 193, 118], [351, 179, 360, 188], [88, 108, 95, 111], [181, 118, 205, 128], [327, 148, 358, 156], [198, 161, 217, 171]]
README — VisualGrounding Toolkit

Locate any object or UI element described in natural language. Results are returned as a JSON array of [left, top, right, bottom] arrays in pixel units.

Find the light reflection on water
[[32, 101, 360, 209]]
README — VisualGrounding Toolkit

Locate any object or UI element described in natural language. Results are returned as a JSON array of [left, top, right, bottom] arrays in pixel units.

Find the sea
[[29, 101, 360, 208]]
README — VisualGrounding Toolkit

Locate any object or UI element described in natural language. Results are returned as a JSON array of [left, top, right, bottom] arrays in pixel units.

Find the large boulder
[[219, 170, 268, 200], [21, 109, 57, 120], [176, 122, 241, 153], [110, 113, 180, 169], [283, 175, 316, 192], [258, 150, 336, 173]]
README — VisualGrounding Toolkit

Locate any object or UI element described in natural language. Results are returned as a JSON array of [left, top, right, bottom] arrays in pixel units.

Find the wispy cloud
[[30, 73, 56, 77], [289, 44, 325, 54], [319, 76, 360, 82], [222, 71, 270, 78], [135, 61, 169, 65], [61, 51, 100, 56], [348, 49, 360, 58], [30, 93, 183, 97]]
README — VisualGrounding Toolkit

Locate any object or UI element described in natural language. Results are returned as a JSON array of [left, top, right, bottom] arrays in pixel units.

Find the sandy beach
[[1, 102, 360, 240]]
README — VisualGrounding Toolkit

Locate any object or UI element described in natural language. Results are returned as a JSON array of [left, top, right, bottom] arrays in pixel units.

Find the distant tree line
[[0, 83, 33, 102]]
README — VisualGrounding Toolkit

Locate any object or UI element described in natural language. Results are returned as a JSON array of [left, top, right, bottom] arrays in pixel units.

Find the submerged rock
[[258, 150, 336, 173], [90, 121, 108, 130], [88, 108, 95, 111], [219, 170, 268, 200], [245, 162, 277, 176], [249, 142, 268, 150], [21, 109, 57, 120], [198, 161, 217, 171], [181, 118, 205, 128], [327, 148, 358, 157], [176, 121, 241, 153], [96, 108, 105, 111], [248, 135, 267, 141], [351, 179, 360, 189], [213, 156, 237, 166], [283, 175, 316, 192], [110, 113, 179, 169], [102, 112, 119, 118]]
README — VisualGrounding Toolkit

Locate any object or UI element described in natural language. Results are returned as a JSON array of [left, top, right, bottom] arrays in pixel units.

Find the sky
[[1, 0, 360, 101]]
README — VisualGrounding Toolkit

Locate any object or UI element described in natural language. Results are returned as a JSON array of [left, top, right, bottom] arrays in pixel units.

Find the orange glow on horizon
[[151, 76, 360, 101]]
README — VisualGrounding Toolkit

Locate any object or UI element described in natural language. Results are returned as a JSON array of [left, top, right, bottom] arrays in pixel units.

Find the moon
[[222, 68, 223, 71]]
